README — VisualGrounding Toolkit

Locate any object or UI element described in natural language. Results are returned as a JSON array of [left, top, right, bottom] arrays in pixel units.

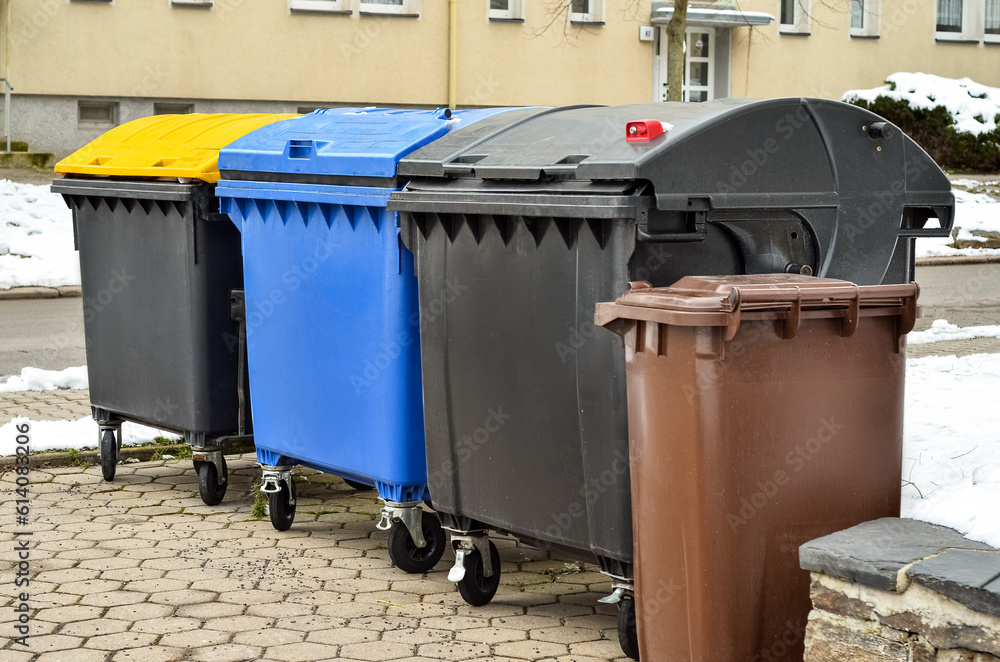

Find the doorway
[[655, 26, 717, 102]]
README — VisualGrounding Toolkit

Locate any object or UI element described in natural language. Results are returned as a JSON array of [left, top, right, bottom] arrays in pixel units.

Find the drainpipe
[[448, 0, 457, 110]]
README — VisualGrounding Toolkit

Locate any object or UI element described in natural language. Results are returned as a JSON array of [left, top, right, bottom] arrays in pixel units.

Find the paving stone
[[265, 641, 343, 662], [112, 646, 187, 662], [175, 602, 246, 619], [130, 616, 203, 634], [188, 644, 264, 662], [233, 627, 306, 647], [84, 631, 159, 651], [342, 641, 417, 661], [456, 627, 529, 644], [568, 639, 627, 658], [315, 601, 386, 620], [305, 627, 379, 645], [279, 614, 349, 632], [34, 649, 108, 662], [33, 604, 105, 623], [149, 589, 218, 606], [530, 627, 603, 645], [59, 618, 132, 637], [382, 627, 453, 645], [494, 640, 571, 659], [160, 629, 232, 648], [493, 615, 563, 631], [416, 641, 492, 660]]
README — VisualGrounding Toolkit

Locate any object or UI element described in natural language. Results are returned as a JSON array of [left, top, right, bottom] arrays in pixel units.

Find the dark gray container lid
[[393, 98, 954, 222]]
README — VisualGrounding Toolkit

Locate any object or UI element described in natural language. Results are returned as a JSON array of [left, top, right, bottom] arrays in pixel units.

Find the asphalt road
[[0, 263, 997, 378]]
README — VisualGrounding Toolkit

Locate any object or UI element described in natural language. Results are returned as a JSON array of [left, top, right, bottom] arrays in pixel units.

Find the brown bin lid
[[595, 274, 919, 341]]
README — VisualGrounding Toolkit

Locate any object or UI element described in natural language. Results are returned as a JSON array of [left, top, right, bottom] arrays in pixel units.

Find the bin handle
[[635, 225, 707, 243]]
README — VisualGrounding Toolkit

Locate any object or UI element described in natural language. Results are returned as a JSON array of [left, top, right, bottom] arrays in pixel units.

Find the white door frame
[[654, 25, 716, 102]]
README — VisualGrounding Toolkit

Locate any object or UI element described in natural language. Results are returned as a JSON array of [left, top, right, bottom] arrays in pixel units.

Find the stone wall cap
[[907, 548, 1000, 618], [799, 517, 995, 592]]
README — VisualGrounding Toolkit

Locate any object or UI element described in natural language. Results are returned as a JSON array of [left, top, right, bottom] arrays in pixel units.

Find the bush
[[848, 96, 1000, 173]]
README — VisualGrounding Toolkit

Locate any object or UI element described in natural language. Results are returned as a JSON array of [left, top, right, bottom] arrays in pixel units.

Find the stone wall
[[799, 518, 1000, 662]]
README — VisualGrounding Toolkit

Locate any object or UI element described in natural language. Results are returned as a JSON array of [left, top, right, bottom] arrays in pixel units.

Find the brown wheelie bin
[[595, 274, 919, 662]]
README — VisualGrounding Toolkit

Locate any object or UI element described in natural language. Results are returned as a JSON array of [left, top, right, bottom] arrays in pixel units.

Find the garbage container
[[389, 98, 953, 653], [215, 107, 520, 572], [52, 112, 296, 504], [595, 274, 920, 662]]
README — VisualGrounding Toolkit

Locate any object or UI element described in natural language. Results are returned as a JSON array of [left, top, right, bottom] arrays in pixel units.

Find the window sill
[[489, 17, 525, 23], [359, 11, 420, 17], [171, 1, 213, 7], [985, 36, 1000, 44], [934, 36, 980, 43], [290, 8, 353, 15], [850, 34, 880, 39], [779, 30, 810, 36], [570, 20, 605, 26]]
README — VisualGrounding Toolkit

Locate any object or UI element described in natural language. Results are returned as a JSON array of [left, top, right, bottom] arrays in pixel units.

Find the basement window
[[78, 101, 118, 127]]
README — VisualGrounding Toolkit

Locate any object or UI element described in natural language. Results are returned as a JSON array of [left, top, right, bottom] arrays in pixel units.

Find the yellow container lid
[[55, 113, 298, 184]]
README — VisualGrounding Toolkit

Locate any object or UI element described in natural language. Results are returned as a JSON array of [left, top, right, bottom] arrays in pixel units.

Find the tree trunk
[[666, 0, 688, 102]]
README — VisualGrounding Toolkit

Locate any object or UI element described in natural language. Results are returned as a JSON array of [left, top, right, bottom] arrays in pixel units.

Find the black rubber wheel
[[196, 456, 228, 506], [343, 478, 374, 491], [457, 539, 501, 607], [618, 596, 640, 660], [387, 511, 447, 574], [100, 428, 117, 481], [268, 479, 296, 531]]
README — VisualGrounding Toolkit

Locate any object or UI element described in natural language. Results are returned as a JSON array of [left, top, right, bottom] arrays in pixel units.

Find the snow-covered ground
[[0, 416, 180, 455], [0, 365, 88, 392], [844, 72, 1000, 136], [0, 180, 79, 290]]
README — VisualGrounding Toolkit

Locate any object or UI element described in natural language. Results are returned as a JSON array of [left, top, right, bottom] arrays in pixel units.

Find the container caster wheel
[[268, 479, 296, 531], [196, 456, 228, 506], [343, 478, 374, 491], [388, 511, 446, 574], [100, 428, 117, 481], [618, 595, 639, 660], [457, 539, 501, 606]]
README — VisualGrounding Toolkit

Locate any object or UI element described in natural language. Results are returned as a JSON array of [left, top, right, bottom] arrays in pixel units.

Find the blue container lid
[[218, 107, 520, 179]]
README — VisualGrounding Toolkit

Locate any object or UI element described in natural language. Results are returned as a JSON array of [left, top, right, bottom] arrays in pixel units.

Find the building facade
[[0, 0, 997, 158]]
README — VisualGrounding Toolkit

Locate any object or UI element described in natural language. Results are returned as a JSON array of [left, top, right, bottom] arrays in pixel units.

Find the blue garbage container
[[216, 107, 520, 573]]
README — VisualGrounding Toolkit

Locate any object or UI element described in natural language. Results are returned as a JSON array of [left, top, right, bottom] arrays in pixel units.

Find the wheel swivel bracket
[[598, 580, 635, 604], [447, 532, 493, 582], [376, 501, 426, 548], [191, 448, 226, 486], [258, 466, 295, 505]]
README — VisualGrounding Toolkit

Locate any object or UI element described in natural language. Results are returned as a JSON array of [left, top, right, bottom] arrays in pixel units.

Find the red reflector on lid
[[626, 120, 665, 143]]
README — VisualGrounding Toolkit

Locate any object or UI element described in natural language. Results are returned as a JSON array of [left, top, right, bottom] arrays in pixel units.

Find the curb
[[915, 255, 1000, 267], [0, 285, 82, 300], [0, 258, 996, 301], [0, 438, 256, 469]]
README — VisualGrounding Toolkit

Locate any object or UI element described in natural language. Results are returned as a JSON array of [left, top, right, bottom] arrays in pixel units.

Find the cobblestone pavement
[[0, 390, 91, 422], [0, 455, 630, 662]]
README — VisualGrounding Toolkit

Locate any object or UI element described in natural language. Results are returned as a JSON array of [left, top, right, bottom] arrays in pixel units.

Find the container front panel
[[239, 200, 427, 494], [627, 317, 906, 662], [413, 214, 635, 566], [74, 197, 245, 433]]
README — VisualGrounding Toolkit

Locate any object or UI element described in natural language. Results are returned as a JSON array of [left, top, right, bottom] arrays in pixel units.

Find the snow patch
[[0, 366, 89, 392], [844, 72, 1000, 136], [909, 320, 1000, 345], [903, 353, 1000, 548], [0, 416, 181, 455], [0, 180, 78, 290]]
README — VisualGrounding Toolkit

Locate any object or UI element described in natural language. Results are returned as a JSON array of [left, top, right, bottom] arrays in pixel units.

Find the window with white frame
[[849, 0, 880, 37], [570, 0, 605, 24], [987, 0, 1000, 40], [489, 0, 524, 21], [290, 0, 348, 13], [779, 0, 810, 34], [360, 0, 420, 15], [936, 0, 965, 33]]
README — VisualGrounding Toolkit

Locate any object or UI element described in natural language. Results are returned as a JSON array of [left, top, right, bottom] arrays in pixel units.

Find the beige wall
[[732, 0, 1000, 100], [2, 0, 653, 107]]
